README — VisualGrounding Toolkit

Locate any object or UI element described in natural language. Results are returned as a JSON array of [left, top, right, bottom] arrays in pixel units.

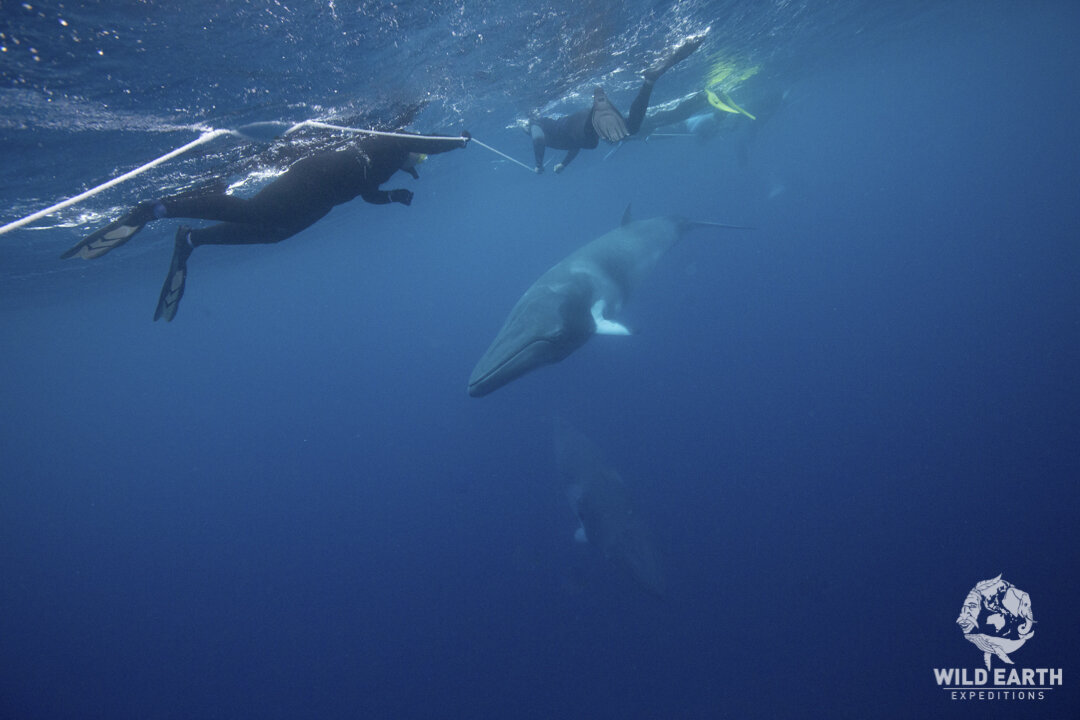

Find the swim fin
[[705, 89, 756, 120], [61, 206, 153, 260], [153, 226, 194, 322], [644, 32, 707, 82], [705, 89, 738, 114], [720, 92, 755, 120], [591, 88, 629, 142]]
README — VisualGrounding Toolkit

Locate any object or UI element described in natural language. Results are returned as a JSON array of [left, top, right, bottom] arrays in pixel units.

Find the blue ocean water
[[2, 1, 1079, 718]]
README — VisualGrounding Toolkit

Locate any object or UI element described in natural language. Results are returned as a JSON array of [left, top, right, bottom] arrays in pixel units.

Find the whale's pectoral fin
[[983, 652, 993, 671], [595, 318, 631, 335], [993, 648, 1014, 665], [591, 300, 631, 336]]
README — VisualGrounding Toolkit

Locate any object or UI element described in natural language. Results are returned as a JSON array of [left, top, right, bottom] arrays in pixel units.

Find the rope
[[468, 137, 537, 173], [299, 121, 537, 173], [0, 129, 232, 237], [292, 120, 467, 141]]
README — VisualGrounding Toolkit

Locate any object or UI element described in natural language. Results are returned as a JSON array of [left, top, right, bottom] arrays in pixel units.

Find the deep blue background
[[1, 2, 1078, 718]]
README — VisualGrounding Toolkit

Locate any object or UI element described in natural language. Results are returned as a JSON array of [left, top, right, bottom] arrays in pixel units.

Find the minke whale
[[467, 207, 749, 397], [555, 419, 664, 596]]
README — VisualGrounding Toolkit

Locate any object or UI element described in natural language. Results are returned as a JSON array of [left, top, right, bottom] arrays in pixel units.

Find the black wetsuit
[[530, 80, 657, 171], [530, 109, 596, 170], [154, 133, 465, 247]]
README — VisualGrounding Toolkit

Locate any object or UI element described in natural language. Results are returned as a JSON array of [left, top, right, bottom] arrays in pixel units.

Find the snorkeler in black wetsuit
[[62, 129, 470, 321], [528, 33, 706, 174]]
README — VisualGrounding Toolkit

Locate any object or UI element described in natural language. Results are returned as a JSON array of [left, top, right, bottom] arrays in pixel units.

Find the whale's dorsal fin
[[621, 204, 633, 227]]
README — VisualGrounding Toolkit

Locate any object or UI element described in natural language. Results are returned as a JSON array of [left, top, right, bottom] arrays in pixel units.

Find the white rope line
[[298, 120, 537, 173], [468, 137, 537, 173], [291, 120, 465, 141], [0, 129, 232, 237]]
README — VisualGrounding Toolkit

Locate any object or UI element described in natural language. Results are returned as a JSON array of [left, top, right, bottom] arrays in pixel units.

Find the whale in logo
[[956, 575, 1035, 670]]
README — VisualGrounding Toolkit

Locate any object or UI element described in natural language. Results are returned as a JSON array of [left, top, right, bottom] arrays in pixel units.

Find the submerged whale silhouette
[[468, 207, 749, 397], [555, 419, 664, 596]]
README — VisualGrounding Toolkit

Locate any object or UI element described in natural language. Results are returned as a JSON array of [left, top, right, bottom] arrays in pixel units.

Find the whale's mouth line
[[469, 337, 555, 389]]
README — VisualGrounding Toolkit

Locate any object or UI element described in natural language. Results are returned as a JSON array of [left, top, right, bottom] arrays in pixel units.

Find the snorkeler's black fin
[[644, 31, 707, 82], [61, 206, 153, 260], [153, 226, 194, 322], [591, 88, 630, 142]]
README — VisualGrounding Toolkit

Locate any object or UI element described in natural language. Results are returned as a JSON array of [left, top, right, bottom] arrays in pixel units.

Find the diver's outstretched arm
[[555, 147, 580, 173], [391, 131, 470, 157]]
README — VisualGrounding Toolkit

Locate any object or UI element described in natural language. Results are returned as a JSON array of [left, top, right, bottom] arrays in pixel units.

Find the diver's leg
[[166, 161, 333, 245], [628, 34, 707, 136], [63, 182, 264, 260], [187, 221, 299, 247], [163, 153, 341, 225], [530, 124, 547, 173], [157, 193, 259, 224], [66, 150, 343, 260], [627, 81, 656, 136]]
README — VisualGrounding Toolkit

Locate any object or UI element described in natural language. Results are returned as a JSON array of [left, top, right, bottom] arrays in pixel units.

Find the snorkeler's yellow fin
[[706, 89, 756, 120], [706, 89, 740, 114], [720, 93, 756, 120]]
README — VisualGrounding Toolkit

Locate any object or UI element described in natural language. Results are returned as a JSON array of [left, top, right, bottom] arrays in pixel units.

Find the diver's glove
[[535, 164, 544, 175], [389, 189, 414, 206], [553, 163, 565, 174], [460, 130, 471, 147]]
